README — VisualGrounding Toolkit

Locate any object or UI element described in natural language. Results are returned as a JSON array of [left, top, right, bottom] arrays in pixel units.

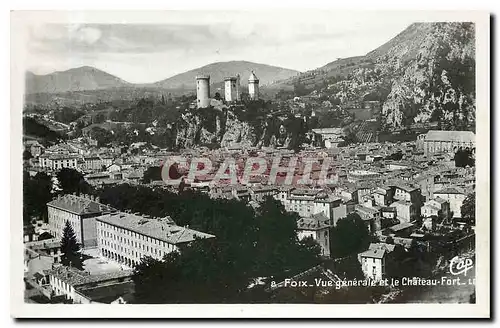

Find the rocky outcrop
[[319, 22, 476, 131], [174, 108, 262, 149], [379, 23, 475, 130], [173, 105, 307, 150]]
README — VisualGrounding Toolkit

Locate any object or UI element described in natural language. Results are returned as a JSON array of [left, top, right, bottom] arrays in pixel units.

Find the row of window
[[99, 238, 174, 258], [97, 223, 171, 248]]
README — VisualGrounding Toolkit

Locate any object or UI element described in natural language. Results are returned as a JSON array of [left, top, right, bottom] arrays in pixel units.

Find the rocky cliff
[[304, 22, 476, 131], [174, 103, 307, 150], [375, 23, 475, 131]]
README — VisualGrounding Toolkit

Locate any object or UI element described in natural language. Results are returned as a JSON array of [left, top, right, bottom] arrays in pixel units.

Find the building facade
[[433, 187, 467, 218], [48, 265, 133, 303], [39, 153, 79, 170], [296, 212, 332, 257], [358, 243, 395, 282], [96, 212, 215, 268], [47, 194, 116, 248], [418, 130, 475, 155]]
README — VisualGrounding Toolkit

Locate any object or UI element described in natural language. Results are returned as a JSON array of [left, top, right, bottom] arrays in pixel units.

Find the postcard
[[11, 10, 490, 318]]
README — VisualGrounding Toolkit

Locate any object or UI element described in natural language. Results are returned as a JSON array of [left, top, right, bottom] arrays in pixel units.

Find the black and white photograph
[[10, 9, 490, 318]]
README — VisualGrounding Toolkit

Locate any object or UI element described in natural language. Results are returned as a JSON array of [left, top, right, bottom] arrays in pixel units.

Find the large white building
[[47, 194, 116, 248], [39, 153, 79, 170], [95, 212, 216, 268], [417, 130, 475, 155]]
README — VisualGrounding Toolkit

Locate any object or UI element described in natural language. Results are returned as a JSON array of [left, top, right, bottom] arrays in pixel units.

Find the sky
[[24, 11, 424, 84]]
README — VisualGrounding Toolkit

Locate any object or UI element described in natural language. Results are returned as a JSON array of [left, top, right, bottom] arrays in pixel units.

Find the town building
[[47, 194, 116, 248], [83, 155, 103, 171], [196, 75, 211, 108], [279, 188, 346, 225], [347, 170, 381, 183], [421, 197, 451, 219], [389, 200, 418, 223], [417, 130, 475, 155], [296, 212, 333, 257], [391, 184, 422, 205], [311, 128, 345, 149], [373, 186, 394, 207], [249, 185, 278, 202], [47, 265, 134, 303], [95, 212, 215, 268], [358, 243, 395, 282], [433, 187, 467, 218], [24, 239, 62, 278], [39, 153, 79, 170], [355, 204, 382, 233], [24, 140, 45, 157]]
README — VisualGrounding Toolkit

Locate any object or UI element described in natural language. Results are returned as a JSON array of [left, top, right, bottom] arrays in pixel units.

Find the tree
[[102, 186, 322, 303], [38, 231, 53, 241], [142, 166, 162, 184], [90, 126, 113, 147], [454, 148, 474, 167], [60, 220, 83, 269], [461, 192, 475, 225], [330, 213, 371, 258], [23, 171, 53, 223], [133, 253, 184, 303], [23, 150, 33, 161], [295, 236, 323, 269], [56, 168, 92, 195]]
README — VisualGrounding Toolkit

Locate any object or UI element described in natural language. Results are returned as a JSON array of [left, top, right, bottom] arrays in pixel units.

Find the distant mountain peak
[[153, 61, 300, 89], [25, 66, 131, 94]]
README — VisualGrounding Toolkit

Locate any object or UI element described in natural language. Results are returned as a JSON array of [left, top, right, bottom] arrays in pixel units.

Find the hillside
[[25, 66, 131, 94], [153, 61, 300, 89], [275, 22, 475, 132]]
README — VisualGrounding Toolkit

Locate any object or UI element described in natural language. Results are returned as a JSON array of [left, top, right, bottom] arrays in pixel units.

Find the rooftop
[[434, 187, 465, 195], [48, 265, 133, 287], [75, 281, 135, 304], [96, 212, 215, 245], [359, 243, 395, 259], [425, 130, 475, 143], [297, 212, 332, 231], [389, 222, 414, 232], [47, 194, 115, 216]]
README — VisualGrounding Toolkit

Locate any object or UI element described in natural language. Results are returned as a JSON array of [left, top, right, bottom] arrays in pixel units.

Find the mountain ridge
[[25, 61, 300, 95], [269, 22, 475, 131], [152, 61, 300, 89], [26, 66, 132, 94]]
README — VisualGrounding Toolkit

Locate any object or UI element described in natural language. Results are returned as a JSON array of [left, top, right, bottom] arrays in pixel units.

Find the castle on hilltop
[[196, 71, 259, 109]]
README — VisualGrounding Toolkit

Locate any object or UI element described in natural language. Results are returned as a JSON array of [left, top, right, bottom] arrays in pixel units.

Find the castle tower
[[196, 75, 210, 108], [248, 71, 259, 100], [224, 77, 237, 102], [236, 74, 241, 101]]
